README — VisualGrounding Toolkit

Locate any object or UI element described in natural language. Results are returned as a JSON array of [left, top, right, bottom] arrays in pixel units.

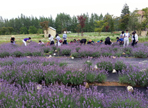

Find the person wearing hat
[[10, 35, 15, 44], [131, 32, 138, 47]]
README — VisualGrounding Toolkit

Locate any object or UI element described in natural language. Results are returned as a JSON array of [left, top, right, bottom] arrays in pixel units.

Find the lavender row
[[0, 82, 148, 108], [0, 42, 148, 58]]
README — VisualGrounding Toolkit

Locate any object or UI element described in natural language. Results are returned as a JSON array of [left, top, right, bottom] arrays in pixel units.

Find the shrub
[[97, 61, 113, 72], [43, 47, 50, 53], [12, 51, 23, 57], [71, 52, 79, 58], [76, 47, 80, 52], [114, 61, 126, 72], [24, 52, 33, 56], [32, 52, 42, 56], [0, 52, 10, 58], [133, 50, 147, 58], [61, 49, 71, 55]]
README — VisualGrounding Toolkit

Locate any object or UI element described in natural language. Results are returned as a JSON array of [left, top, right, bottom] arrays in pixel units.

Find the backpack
[[59, 40, 63, 43]]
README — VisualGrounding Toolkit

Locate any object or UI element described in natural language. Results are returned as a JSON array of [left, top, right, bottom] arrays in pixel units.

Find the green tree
[[28, 26, 37, 34], [7, 27, 14, 34], [55, 13, 71, 33], [119, 3, 130, 30], [20, 26, 28, 34], [1, 27, 7, 35], [37, 29, 43, 34], [94, 20, 107, 36], [142, 8, 148, 36]]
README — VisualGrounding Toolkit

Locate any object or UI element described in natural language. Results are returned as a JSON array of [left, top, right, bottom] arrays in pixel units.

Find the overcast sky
[[0, 0, 148, 20]]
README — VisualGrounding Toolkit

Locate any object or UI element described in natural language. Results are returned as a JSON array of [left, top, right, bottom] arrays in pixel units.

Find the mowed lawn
[[0, 32, 148, 45]]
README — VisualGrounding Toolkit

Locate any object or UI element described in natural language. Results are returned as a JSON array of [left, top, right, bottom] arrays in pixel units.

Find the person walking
[[48, 34, 54, 45], [22, 37, 31, 46], [131, 32, 138, 47], [63, 31, 67, 44], [10, 35, 15, 44], [123, 30, 130, 47]]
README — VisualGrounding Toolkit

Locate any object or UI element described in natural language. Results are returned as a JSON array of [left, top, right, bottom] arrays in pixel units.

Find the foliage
[[77, 15, 86, 36], [28, 26, 37, 34]]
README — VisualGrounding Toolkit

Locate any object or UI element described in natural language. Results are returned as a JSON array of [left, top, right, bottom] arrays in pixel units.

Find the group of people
[[116, 30, 138, 47], [10, 30, 138, 47]]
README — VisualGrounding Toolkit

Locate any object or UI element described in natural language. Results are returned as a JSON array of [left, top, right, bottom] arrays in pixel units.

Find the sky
[[0, 0, 148, 20]]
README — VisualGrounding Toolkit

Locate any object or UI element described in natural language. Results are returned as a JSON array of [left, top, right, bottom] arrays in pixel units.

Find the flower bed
[[0, 42, 148, 58], [0, 82, 148, 107]]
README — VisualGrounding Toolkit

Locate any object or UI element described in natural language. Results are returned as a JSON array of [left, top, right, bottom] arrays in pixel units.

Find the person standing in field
[[131, 32, 138, 47], [123, 30, 130, 47], [63, 31, 67, 44], [119, 31, 124, 45], [48, 34, 54, 45], [55, 34, 62, 46], [10, 35, 15, 44], [22, 37, 31, 46]]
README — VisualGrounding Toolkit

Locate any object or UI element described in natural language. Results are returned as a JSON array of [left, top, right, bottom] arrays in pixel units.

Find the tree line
[[0, 4, 148, 36]]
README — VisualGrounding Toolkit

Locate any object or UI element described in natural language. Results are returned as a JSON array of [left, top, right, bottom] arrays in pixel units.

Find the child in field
[[22, 37, 31, 46], [116, 37, 123, 45], [55, 34, 62, 46], [97, 40, 103, 44], [10, 35, 15, 44], [48, 34, 54, 45], [38, 40, 44, 45]]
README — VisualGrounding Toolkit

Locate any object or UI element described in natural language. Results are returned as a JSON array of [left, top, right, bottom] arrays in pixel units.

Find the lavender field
[[0, 42, 148, 107]]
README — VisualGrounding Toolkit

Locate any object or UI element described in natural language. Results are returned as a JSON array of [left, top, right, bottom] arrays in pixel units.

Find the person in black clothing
[[10, 36, 15, 44], [131, 32, 136, 47], [87, 40, 92, 44], [80, 39, 87, 45], [105, 37, 112, 45]]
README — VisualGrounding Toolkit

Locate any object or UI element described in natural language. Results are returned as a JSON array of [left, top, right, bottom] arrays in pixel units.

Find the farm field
[[0, 37, 148, 107], [0, 32, 148, 45]]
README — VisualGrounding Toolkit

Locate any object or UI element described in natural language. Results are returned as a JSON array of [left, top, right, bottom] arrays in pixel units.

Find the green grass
[[0, 32, 148, 45]]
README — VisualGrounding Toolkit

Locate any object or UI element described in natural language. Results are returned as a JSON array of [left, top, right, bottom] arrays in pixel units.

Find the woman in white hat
[[10, 35, 15, 44]]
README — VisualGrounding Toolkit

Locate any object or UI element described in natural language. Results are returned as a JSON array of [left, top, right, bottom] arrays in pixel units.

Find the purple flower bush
[[0, 57, 107, 86], [119, 64, 148, 87], [0, 82, 148, 107], [0, 42, 148, 58]]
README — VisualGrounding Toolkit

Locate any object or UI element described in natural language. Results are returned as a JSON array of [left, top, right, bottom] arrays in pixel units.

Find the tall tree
[[77, 15, 86, 36], [7, 27, 14, 34], [94, 20, 107, 36], [119, 3, 130, 30], [40, 21, 49, 37], [142, 8, 148, 36]]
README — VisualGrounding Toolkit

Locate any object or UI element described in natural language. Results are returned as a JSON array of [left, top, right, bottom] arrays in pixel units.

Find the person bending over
[[22, 37, 31, 46], [105, 37, 112, 45]]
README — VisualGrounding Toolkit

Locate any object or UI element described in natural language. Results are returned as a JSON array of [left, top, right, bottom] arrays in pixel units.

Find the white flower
[[94, 65, 98, 69], [49, 55, 52, 58], [112, 69, 117, 73], [27, 56, 31, 58], [79, 69, 83, 72], [112, 56, 116, 59], [87, 60, 90, 62], [127, 86, 133, 92], [37, 84, 42, 90], [53, 53, 56, 56], [71, 57, 74, 59]]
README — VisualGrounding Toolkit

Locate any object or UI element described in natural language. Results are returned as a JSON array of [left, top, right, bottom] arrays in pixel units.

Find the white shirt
[[49, 36, 54, 41], [132, 34, 138, 41], [56, 36, 61, 42], [124, 33, 130, 40]]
